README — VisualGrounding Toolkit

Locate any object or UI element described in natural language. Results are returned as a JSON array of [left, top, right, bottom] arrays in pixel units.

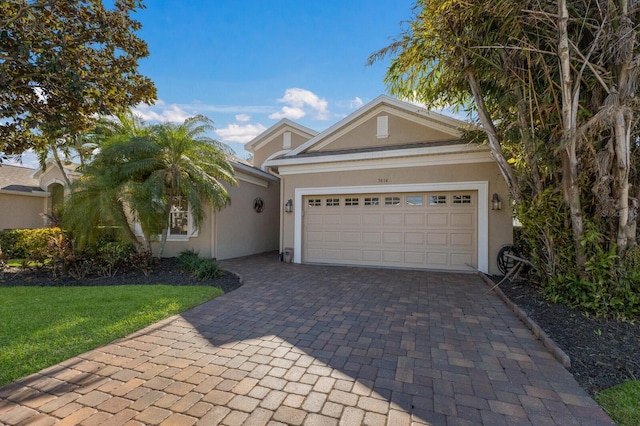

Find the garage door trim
[[293, 181, 489, 273]]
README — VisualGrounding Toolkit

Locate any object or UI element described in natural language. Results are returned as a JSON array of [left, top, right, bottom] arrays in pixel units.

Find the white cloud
[[235, 114, 251, 122], [269, 88, 330, 120], [133, 102, 191, 123], [349, 97, 363, 109], [215, 123, 267, 143]]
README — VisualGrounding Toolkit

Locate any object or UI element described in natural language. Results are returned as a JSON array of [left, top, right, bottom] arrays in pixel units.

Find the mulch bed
[[496, 276, 640, 396], [2, 258, 637, 396], [0, 257, 242, 294]]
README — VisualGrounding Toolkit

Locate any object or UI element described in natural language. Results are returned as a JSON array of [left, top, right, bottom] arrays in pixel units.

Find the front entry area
[[302, 191, 477, 271]]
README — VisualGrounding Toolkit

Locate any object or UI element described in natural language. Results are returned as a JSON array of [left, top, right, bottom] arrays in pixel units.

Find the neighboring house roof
[[0, 164, 44, 193]]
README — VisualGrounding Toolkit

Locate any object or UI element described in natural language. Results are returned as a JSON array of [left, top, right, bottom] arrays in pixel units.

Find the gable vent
[[283, 131, 292, 149], [377, 116, 389, 139]]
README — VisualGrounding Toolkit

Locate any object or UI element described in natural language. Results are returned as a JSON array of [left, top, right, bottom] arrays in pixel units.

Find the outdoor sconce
[[491, 193, 502, 211], [284, 199, 293, 213]]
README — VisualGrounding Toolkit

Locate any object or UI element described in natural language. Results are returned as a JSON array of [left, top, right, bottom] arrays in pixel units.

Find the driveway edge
[[479, 273, 572, 368]]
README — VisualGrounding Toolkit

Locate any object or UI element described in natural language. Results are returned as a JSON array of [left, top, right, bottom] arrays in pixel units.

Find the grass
[[596, 380, 640, 426], [0, 285, 223, 387]]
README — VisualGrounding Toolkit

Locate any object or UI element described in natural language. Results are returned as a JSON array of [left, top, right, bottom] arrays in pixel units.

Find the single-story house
[[246, 95, 512, 274], [1, 95, 512, 274], [0, 159, 280, 261], [0, 160, 76, 229]]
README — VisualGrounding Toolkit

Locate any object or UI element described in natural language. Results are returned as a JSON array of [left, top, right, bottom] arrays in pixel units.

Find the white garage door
[[303, 191, 477, 271]]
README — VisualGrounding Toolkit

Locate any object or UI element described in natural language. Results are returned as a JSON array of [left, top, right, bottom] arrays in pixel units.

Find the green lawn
[[596, 380, 640, 426], [0, 285, 223, 387]]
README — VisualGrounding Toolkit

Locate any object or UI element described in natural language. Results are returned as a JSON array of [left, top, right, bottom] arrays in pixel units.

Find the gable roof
[[286, 95, 468, 157], [244, 118, 318, 152], [0, 164, 44, 193]]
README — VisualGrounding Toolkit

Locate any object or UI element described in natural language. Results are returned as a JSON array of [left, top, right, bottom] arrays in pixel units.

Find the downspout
[[265, 165, 284, 259], [210, 205, 217, 260]]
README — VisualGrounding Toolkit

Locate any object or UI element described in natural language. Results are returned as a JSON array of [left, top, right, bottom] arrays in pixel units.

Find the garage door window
[[453, 194, 472, 204], [345, 197, 359, 206], [308, 199, 321, 207], [326, 198, 340, 207], [406, 195, 423, 206], [385, 196, 401, 206], [364, 197, 379, 206], [429, 195, 447, 205]]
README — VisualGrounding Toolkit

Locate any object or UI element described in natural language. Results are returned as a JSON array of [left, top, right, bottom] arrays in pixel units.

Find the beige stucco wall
[[279, 161, 512, 275], [156, 177, 279, 259], [0, 193, 48, 230], [214, 178, 279, 260], [252, 130, 312, 169], [314, 113, 455, 153]]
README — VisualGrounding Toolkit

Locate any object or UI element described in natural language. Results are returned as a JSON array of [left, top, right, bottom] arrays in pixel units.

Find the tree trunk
[[612, 4, 635, 254], [464, 66, 522, 202], [51, 146, 73, 188], [557, 0, 587, 274]]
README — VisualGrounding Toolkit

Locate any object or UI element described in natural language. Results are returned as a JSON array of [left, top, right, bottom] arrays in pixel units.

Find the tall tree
[[0, 0, 156, 155], [371, 0, 640, 288]]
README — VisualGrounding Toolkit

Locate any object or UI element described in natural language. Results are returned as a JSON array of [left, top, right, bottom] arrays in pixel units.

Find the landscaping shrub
[[177, 249, 201, 272], [193, 259, 221, 280], [0, 228, 65, 260], [96, 241, 137, 277], [177, 250, 221, 280], [129, 251, 156, 277]]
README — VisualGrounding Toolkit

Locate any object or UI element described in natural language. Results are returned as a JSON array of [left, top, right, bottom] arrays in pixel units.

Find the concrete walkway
[[0, 253, 612, 425]]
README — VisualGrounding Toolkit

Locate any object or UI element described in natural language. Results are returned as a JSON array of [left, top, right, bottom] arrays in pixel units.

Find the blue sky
[[130, 0, 416, 159], [14, 0, 418, 168]]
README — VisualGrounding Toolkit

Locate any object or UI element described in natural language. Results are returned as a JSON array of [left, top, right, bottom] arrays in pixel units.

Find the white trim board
[[275, 151, 493, 175], [293, 181, 489, 273]]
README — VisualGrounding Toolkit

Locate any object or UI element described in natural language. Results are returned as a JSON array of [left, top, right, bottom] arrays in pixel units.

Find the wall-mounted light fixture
[[491, 193, 502, 211], [284, 199, 293, 213]]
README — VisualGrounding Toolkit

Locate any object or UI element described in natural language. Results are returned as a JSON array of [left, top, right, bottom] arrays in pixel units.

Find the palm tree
[[142, 115, 236, 256], [64, 112, 236, 256]]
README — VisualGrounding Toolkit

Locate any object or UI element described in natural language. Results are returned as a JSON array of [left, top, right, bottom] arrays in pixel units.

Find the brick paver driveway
[[0, 253, 612, 425]]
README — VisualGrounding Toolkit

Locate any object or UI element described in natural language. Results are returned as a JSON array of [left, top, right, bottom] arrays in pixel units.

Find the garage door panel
[[405, 213, 425, 226], [383, 213, 403, 225], [303, 191, 477, 271], [362, 250, 382, 261], [362, 232, 381, 243], [342, 249, 361, 260], [451, 212, 473, 227], [307, 215, 324, 225], [404, 252, 425, 264], [427, 252, 449, 265], [451, 253, 473, 267], [383, 232, 402, 244], [325, 231, 340, 242], [363, 214, 382, 226], [404, 232, 424, 245], [342, 215, 361, 225], [383, 251, 402, 263], [342, 231, 361, 243], [325, 215, 341, 225], [427, 213, 448, 226], [324, 249, 341, 259], [451, 233, 473, 247], [427, 232, 448, 245], [307, 231, 323, 242]]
